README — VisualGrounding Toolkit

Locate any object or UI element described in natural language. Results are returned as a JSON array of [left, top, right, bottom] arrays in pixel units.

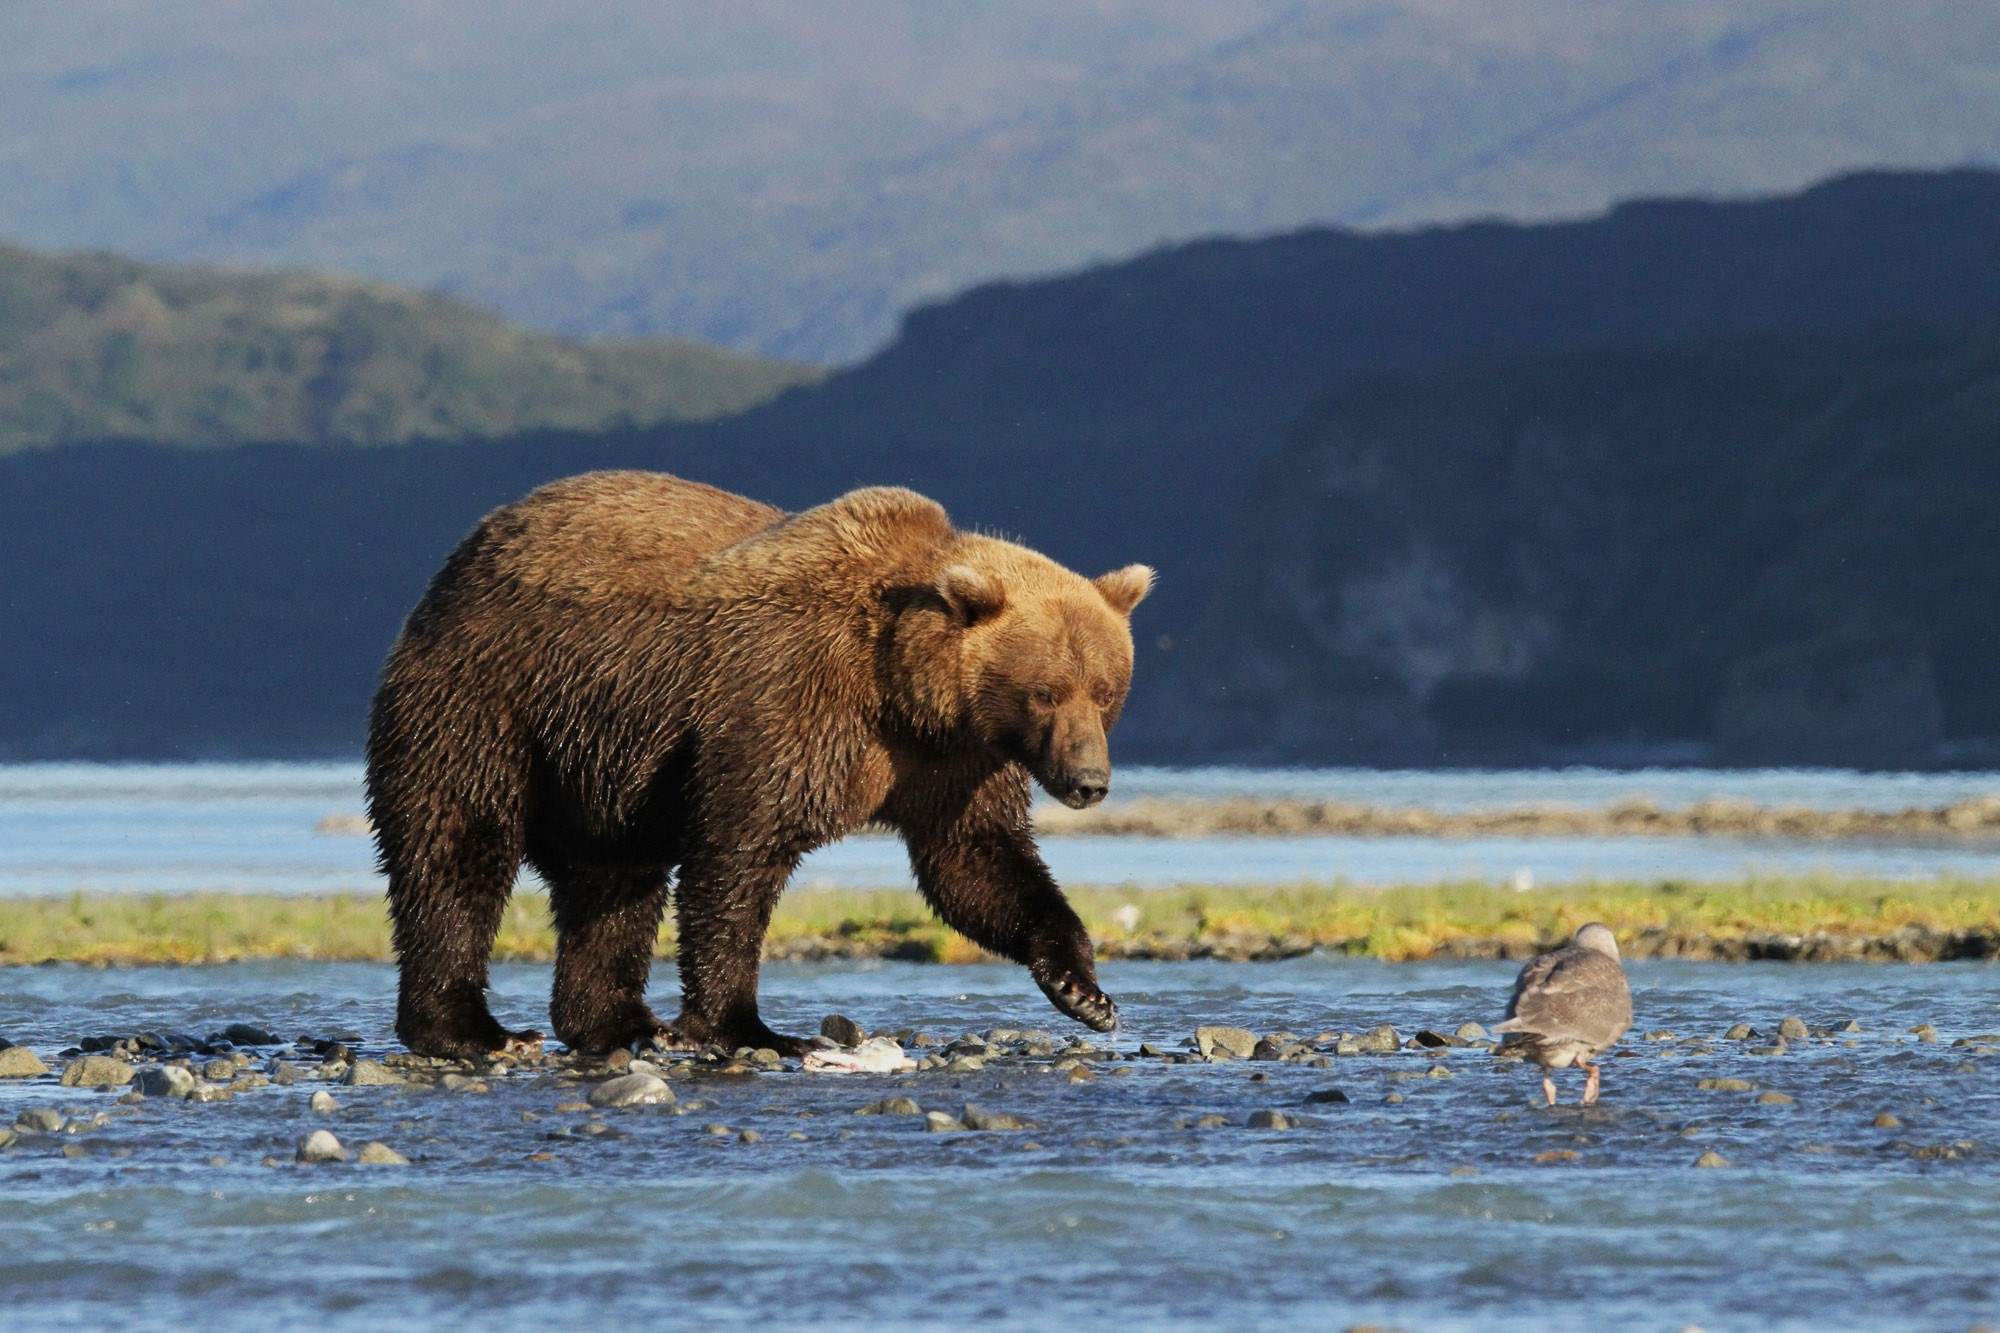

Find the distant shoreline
[[4, 877, 1994, 967], [313, 795, 2000, 842]]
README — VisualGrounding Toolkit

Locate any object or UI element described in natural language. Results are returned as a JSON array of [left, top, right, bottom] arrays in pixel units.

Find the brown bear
[[366, 471, 1153, 1058]]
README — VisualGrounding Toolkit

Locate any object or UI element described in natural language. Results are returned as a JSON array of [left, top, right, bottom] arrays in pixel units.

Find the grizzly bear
[[366, 471, 1153, 1058]]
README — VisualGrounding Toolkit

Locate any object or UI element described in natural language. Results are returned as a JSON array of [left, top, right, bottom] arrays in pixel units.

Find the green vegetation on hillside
[[0, 243, 819, 450], [1, 877, 1992, 967]]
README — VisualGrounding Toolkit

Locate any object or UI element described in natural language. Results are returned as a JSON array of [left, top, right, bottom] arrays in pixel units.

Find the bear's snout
[[1050, 767, 1109, 809]]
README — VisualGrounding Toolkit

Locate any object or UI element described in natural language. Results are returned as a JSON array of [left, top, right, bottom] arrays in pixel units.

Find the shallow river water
[[4, 763, 1999, 895], [2, 957, 1995, 1330]]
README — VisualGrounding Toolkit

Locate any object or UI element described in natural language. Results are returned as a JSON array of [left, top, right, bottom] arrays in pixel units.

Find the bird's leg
[[1580, 1061, 1601, 1106], [1541, 1072, 1559, 1107]]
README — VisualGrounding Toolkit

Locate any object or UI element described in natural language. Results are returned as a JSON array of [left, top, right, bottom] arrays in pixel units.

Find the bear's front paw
[[1034, 968, 1119, 1032]]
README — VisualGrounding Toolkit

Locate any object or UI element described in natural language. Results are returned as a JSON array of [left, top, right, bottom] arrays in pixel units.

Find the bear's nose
[[1064, 770, 1109, 808]]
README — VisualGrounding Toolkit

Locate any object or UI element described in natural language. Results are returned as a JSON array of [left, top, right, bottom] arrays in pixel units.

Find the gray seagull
[[1494, 922, 1632, 1106]]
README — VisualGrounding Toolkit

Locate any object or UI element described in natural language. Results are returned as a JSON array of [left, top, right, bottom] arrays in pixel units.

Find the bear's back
[[480, 471, 785, 604]]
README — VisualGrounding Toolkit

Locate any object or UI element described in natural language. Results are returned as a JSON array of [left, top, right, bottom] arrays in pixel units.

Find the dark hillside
[[3, 171, 1997, 761]]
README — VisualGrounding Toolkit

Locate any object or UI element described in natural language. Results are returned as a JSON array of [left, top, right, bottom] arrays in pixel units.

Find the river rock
[[820, 1014, 866, 1047], [1354, 1025, 1400, 1054], [0, 1046, 49, 1078], [1724, 1023, 1757, 1040], [1693, 1150, 1731, 1168], [1454, 1022, 1489, 1041], [1872, 1112, 1902, 1129], [588, 1073, 675, 1108], [356, 1141, 410, 1166], [309, 1090, 340, 1114], [60, 1055, 133, 1088], [1910, 1024, 1938, 1043], [296, 1130, 347, 1163], [438, 1073, 490, 1093], [1302, 1088, 1350, 1105], [924, 1111, 968, 1133], [1194, 1026, 1258, 1060], [136, 1065, 197, 1099], [16, 1108, 65, 1134], [343, 1060, 406, 1087], [1412, 1029, 1465, 1049], [1777, 1016, 1810, 1040], [960, 1104, 1036, 1131], [188, 1084, 232, 1103], [1246, 1109, 1294, 1130], [854, 1096, 924, 1116], [218, 1023, 282, 1046], [1697, 1077, 1756, 1093], [1756, 1091, 1796, 1105]]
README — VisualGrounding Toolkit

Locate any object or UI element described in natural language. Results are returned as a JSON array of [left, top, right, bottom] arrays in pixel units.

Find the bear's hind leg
[[547, 864, 672, 1053], [388, 824, 541, 1059]]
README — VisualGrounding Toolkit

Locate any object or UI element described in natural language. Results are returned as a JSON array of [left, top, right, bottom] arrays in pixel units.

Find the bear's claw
[[1038, 971, 1119, 1032]]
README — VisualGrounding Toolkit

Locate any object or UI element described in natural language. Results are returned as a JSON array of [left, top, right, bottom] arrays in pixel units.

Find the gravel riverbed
[[0, 956, 1994, 1330]]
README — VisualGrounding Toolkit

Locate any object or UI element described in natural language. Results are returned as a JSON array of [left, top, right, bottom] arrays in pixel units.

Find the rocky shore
[[1031, 794, 2000, 840]]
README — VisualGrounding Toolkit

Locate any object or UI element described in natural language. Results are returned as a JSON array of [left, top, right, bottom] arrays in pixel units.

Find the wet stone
[[960, 1104, 1036, 1131], [202, 1059, 236, 1082], [1756, 1091, 1796, 1105], [1748, 1042, 1789, 1057], [296, 1130, 346, 1164], [1302, 1088, 1350, 1105], [587, 1073, 674, 1109], [1355, 1025, 1400, 1054], [309, 1090, 340, 1114], [1724, 1023, 1757, 1041], [1453, 1022, 1488, 1041], [136, 1065, 197, 1099], [0, 1046, 50, 1078], [343, 1060, 406, 1087], [1412, 1030, 1464, 1049], [218, 1023, 281, 1046], [1777, 1016, 1810, 1040], [923, 1112, 968, 1133], [1194, 1026, 1257, 1060], [1694, 1150, 1732, 1168], [60, 1055, 133, 1088], [820, 1015, 867, 1047], [356, 1141, 409, 1166], [17, 1108, 65, 1134], [438, 1074, 490, 1094], [1697, 1078, 1756, 1093], [1534, 1149, 1579, 1164], [854, 1096, 924, 1117], [187, 1085, 232, 1103], [1873, 1112, 1903, 1129], [1910, 1024, 1938, 1043], [1246, 1109, 1293, 1130]]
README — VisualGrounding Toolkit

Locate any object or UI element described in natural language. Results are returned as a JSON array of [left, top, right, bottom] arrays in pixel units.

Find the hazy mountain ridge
[[4, 2, 1995, 360], [2, 170, 1996, 764], [0, 242, 818, 450]]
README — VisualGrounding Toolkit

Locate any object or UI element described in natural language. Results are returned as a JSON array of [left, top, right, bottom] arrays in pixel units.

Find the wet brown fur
[[367, 471, 1152, 1057]]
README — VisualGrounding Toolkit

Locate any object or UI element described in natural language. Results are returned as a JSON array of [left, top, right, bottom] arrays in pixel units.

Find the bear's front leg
[[902, 795, 1119, 1034], [663, 845, 814, 1057]]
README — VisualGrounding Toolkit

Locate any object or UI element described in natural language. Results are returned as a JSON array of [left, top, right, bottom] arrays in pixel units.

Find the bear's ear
[[1093, 564, 1155, 616], [937, 563, 1006, 625]]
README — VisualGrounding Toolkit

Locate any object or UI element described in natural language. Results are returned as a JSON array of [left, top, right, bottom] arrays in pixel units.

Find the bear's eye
[[1091, 683, 1116, 709], [1029, 685, 1059, 708]]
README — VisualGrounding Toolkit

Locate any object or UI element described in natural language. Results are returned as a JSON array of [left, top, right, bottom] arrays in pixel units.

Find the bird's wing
[[1495, 948, 1631, 1047]]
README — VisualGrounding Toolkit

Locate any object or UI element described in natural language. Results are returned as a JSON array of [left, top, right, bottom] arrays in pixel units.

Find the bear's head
[[902, 539, 1153, 808]]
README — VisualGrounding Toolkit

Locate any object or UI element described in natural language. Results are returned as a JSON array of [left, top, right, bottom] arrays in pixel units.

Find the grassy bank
[[1, 877, 1995, 967]]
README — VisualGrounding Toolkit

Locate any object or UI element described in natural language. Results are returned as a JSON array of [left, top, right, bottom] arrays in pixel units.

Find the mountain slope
[[3, 3, 1996, 360], [0, 242, 818, 450], [1, 171, 1997, 762]]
